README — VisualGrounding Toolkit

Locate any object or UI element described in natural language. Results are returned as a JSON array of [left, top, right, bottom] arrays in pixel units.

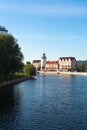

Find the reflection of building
[[32, 60, 41, 71], [59, 57, 77, 71], [32, 54, 77, 72], [45, 61, 59, 71]]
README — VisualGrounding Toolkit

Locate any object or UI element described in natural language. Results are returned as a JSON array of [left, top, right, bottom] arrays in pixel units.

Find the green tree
[[24, 62, 36, 76], [0, 29, 24, 79], [77, 63, 85, 72], [26, 61, 31, 64]]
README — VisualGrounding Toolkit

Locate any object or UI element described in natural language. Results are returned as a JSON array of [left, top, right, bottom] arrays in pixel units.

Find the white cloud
[[0, 2, 87, 17]]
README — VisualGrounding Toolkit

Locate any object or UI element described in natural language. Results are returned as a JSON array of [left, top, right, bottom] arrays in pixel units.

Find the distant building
[[32, 60, 41, 71], [45, 61, 59, 71], [59, 57, 77, 71], [41, 53, 47, 70], [32, 54, 77, 72]]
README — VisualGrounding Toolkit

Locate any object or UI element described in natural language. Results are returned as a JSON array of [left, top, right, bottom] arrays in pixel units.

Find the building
[[45, 61, 59, 71], [41, 53, 47, 70], [32, 54, 77, 72], [32, 60, 41, 71], [59, 57, 77, 71]]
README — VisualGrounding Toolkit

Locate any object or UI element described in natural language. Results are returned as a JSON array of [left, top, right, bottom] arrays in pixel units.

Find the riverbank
[[0, 76, 35, 88], [38, 71, 87, 76]]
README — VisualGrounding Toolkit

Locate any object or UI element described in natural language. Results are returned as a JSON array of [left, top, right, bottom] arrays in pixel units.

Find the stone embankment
[[38, 71, 87, 76], [59, 72, 87, 76], [0, 76, 31, 88]]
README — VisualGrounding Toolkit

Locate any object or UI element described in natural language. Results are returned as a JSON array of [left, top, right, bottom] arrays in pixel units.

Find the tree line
[[77, 60, 87, 72]]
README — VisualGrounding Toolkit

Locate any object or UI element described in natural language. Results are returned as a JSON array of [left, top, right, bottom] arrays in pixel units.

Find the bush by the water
[[24, 62, 36, 76]]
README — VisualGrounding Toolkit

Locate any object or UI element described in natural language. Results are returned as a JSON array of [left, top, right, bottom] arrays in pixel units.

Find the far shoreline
[[38, 71, 87, 76]]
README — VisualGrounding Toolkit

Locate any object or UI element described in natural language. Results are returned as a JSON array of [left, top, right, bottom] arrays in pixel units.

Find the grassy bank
[[0, 72, 27, 83]]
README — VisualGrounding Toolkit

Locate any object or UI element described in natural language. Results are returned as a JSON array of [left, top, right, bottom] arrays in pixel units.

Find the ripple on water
[[0, 75, 87, 129]]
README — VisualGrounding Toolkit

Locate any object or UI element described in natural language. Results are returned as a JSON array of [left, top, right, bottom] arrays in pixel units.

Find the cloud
[[0, 2, 87, 17]]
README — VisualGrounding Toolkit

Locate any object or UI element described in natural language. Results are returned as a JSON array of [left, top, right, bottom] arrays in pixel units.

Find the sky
[[0, 0, 87, 62]]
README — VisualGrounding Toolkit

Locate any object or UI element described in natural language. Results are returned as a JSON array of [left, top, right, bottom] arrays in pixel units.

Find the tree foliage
[[0, 25, 8, 32], [24, 62, 36, 76], [26, 61, 31, 64], [77, 63, 85, 72], [0, 31, 24, 78]]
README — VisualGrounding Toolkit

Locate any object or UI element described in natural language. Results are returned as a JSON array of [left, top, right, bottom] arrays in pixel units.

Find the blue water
[[0, 75, 87, 130]]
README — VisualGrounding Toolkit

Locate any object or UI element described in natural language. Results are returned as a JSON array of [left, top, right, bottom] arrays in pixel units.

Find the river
[[0, 74, 87, 130]]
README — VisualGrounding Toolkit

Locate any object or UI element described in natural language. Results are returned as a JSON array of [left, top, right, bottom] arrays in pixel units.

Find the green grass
[[0, 72, 28, 83]]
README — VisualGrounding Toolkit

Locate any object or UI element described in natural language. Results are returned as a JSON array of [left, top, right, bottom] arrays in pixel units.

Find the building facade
[[45, 61, 59, 71], [32, 60, 41, 71], [32, 54, 77, 72], [59, 57, 77, 71]]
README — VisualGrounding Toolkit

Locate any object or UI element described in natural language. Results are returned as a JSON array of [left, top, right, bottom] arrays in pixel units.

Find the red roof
[[46, 61, 58, 64]]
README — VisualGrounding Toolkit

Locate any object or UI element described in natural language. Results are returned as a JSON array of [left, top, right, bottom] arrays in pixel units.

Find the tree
[[0, 28, 24, 78], [24, 62, 36, 76], [0, 25, 8, 32], [77, 63, 85, 72], [26, 61, 31, 64]]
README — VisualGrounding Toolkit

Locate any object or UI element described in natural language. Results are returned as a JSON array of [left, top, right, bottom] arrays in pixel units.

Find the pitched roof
[[59, 57, 76, 60], [46, 61, 58, 64], [32, 60, 41, 63]]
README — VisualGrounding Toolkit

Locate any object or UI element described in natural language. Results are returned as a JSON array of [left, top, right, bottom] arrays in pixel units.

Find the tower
[[41, 53, 47, 71]]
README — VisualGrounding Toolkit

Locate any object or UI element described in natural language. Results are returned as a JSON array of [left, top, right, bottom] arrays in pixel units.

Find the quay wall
[[38, 71, 87, 76], [0, 77, 30, 88]]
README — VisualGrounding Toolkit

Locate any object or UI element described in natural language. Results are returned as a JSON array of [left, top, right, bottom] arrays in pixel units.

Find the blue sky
[[0, 0, 87, 62]]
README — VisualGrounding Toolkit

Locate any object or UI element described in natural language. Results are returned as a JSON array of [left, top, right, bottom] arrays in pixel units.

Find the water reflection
[[0, 85, 21, 129], [0, 86, 15, 107], [39, 75, 46, 95]]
